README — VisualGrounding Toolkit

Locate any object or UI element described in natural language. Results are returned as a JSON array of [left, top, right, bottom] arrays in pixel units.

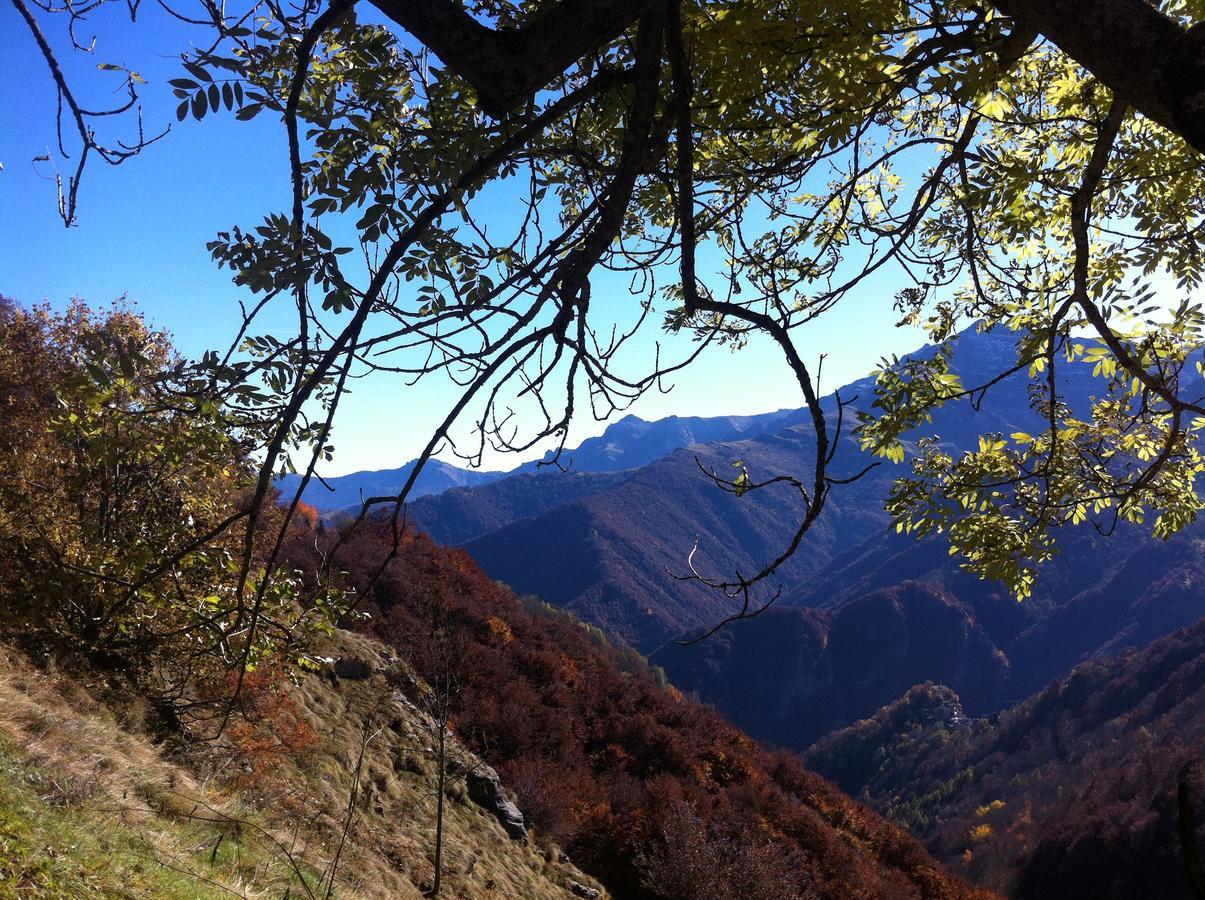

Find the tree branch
[[366, 0, 653, 117], [992, 0, 1205, 152]]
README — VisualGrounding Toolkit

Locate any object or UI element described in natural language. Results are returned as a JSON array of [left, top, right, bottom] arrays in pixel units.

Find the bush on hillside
[[0, 299, 339, 704], [284, 523, 984, 900]]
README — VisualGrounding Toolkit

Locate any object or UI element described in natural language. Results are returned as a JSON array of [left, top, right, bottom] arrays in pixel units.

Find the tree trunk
[[989, 0, 1205, 152], [432, 724, 446, 897]]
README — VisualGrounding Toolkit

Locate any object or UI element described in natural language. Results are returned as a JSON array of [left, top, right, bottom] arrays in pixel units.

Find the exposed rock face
[[466, 764, 528, 841], [569, 881, 601, 899]]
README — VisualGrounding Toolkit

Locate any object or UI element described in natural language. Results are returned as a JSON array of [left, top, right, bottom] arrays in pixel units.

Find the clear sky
[[3, 5, 929, 475]]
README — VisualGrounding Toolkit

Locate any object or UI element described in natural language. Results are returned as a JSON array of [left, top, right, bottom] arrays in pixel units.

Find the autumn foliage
[[287, 522, 986, 899], [0, 299, 344, 708]]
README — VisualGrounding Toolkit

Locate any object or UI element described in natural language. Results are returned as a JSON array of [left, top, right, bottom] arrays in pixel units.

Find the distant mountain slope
[[407, 469, 631, 546], [463, 425, 849, 651], [653, 582, 1011, 749], [397, 326, 1205, 751], [804, 615, 1205, 898], [457, 327, 1098, 654], [283, 407, 803, 515], [278, 459, 507, 512], [652, 523, 1205, 748], [514, 408, 804, 474]]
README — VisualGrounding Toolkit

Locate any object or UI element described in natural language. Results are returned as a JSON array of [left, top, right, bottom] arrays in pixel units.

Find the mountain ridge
[[803, 614, 1205, 897], [397, 326, 1205, 754], [281, 409, 811, 513]]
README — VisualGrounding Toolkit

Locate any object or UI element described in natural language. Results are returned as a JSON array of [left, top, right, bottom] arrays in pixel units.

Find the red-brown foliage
[[288, 523, 986, 899], [215, 665, 320, 792]]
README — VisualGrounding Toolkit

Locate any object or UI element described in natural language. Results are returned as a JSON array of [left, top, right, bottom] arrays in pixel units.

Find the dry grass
[[0, 633, 606, 899], [0, 643, 317, 898]]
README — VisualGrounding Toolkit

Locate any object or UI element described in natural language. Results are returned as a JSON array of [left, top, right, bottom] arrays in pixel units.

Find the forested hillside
[[387, 327, 1205, 752], [0, 302, 609, 898], [13, 0, 1205, 895], [0, 300, 983, 898], [805, 619, 1205, 898], [288, 522, 988, 900]]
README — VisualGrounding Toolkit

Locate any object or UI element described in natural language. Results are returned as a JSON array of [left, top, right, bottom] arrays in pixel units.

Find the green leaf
[[183, 60, 212, 82]]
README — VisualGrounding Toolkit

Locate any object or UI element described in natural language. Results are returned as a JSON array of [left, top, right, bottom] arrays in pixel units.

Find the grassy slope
[[0, 635, 604, 899]]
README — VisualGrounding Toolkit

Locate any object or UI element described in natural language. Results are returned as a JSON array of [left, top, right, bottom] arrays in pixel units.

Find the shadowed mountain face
[[386, 327, 1205, 748], [650, 524, 1205, 749], [803, 616, 1205, 898], [651, 583, 1011, 749], [413, 328, 1098, 650], [405, 469, 630, 547]]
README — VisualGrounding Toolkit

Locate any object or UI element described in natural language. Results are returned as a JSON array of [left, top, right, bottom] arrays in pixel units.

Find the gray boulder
[[465, 764, 527, 841]]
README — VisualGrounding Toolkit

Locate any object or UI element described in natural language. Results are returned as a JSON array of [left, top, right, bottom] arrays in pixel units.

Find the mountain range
[[311, 326, 1205, 758], [280, 408, 802, 513], [278, 458, 507, 511]]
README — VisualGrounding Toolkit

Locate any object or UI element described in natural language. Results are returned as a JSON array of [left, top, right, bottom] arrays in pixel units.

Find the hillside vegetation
[[0, 631, 604, 898], [0, 301, 600, 898], [293, 523, 988, 900], [805, 618, 1205, 898], [0, 300, 985, 898]]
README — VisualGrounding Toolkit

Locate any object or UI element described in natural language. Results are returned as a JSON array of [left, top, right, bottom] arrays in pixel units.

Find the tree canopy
[[15, 0, 1205, 635], [0, 300, 347, 701]]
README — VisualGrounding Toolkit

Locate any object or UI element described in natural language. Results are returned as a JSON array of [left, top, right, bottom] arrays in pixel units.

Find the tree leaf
[[183, 60, 212, 82]]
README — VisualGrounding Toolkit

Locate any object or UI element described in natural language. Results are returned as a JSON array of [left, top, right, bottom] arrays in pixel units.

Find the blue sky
[[3, 5, 928, 475]]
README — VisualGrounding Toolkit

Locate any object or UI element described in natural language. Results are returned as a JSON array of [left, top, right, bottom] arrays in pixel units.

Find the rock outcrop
[[466, 764, 528, 841]]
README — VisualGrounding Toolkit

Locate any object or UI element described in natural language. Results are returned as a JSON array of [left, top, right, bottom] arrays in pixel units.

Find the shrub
[[0, 299, 338, 703]]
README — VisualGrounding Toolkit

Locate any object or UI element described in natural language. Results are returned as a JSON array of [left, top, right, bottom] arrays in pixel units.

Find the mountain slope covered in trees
[[804, 617, 1205, 898], [2, 300, 980, 899], [388, 327, 1205, 750], [289, 522, 988, 900]]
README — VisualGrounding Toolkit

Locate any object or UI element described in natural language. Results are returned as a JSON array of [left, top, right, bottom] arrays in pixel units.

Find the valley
[[305, 325, 1205, 897]]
